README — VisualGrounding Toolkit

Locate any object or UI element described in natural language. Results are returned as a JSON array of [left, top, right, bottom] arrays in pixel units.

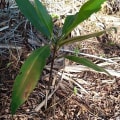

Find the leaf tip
[[10, 100, 18, 115]]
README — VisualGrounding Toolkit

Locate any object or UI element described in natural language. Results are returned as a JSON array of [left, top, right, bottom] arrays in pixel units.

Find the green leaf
[[65, 55, 110, 75], [15, 0, 53, 39], [62, 14, 77, 37], [10, 45, 50, 115], [34, 0, 53, 38], [59, 27, 115, 47], [61, 0, 106, 39]]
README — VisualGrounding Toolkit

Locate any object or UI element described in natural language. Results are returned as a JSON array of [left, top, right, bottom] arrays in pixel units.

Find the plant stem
[[48, 45, 57, 89]]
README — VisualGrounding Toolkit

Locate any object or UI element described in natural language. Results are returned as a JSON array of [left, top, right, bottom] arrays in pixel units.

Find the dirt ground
[[0, 1, 120, 120]]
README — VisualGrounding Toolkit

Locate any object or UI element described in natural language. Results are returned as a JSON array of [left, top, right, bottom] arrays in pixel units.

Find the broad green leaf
[[61, 0, 106, 39], [11, 45, 50, 114], [59, 27, 115, 47], [62, 14, 77, 37], [65, 55, 110, 75], [15, 0, 53, 39], [34, 0, 53, 38]]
